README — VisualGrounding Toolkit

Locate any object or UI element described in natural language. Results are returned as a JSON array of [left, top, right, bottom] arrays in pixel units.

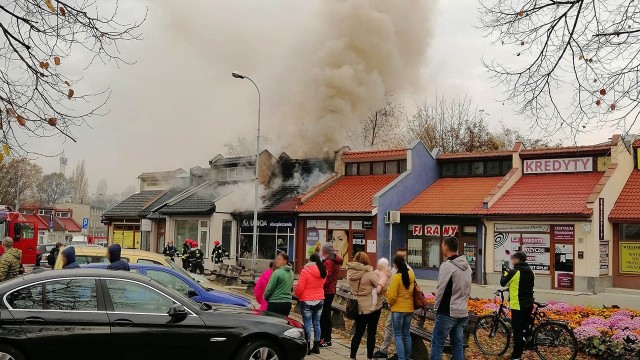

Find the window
[[502, 159, 513, 174], [258, 234, 277, 260], [146, 270, 193, 296], [399, 160, 407, 173], [137, 259, 162, 265], [76, 256, 130, 265], [359, 163, 371, 175], [145, 181, 160, 187], [106, 280, 174, 314], [199, 221, 209, 228], [621, 224, 640, 240], [222, 220, 232, 253], [456, 162, 469, 176], [7, 284, 43, 309], [38, 230, 45, 244], [385, 161, 398, 174], [346, 163, 358, 176], [441, 163, 455, 177], [423, 238, 441, 268], [46, 279, 97, 311], [175, 220, 198, 244], [472, 161, 484, 175], [56, 212, 70, 218], [244, 166, 255, 180], [372, 162, 385, 175], [219, 169, 228, 181], [486, 160, 501, 176], [38, 210, 45, 215], [227, 168, 237, 181]]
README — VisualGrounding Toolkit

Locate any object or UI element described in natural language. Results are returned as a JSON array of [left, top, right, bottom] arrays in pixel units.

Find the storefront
[[237, 217, 296, 271], [609, 142, 640, 289]]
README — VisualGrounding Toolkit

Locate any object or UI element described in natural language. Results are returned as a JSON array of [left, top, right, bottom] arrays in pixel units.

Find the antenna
[[59, 150, 68, 175]]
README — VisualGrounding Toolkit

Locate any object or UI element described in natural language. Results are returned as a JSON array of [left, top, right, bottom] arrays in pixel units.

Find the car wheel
[[0, 345, 25, 360], [235, 340, 283, 360]]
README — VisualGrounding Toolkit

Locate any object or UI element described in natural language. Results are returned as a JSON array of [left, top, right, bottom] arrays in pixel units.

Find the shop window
[[175, 220, 198, 244], [407, 237, 440, 268], [372, 162, 384, 175], [486, 160, 501, 176], [238, 234, 253, 257], [399, 160, 407, 173], [456, 162, 469, 176], [346, 163, 358, 176], [472, 161, 484, 175], [441, 163, 455, 177], [359, 163, 371, 175], [222, 220, 232, 253], [385, 161, 399, 174], [621, 224, 640, 240]]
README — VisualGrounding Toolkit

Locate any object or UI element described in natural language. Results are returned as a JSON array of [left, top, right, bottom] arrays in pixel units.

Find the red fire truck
[[0, 206, 38, 265]]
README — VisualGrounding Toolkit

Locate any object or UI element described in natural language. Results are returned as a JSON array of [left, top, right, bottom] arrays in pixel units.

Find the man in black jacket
[[48, 242, 62, 267], [500, 251, 535, 360], [107, 244, 130, 271]]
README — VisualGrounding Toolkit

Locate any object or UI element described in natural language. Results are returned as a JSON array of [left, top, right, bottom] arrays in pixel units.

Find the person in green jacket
[[264, 252, 294, 316], [0, 237, 22, 282]]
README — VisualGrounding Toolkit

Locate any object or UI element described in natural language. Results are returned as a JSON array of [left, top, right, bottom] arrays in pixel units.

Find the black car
[[0, 269, 306, 360]]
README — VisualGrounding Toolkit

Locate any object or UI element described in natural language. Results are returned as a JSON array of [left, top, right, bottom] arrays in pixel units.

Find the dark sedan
[[0, 269, 306, 360]]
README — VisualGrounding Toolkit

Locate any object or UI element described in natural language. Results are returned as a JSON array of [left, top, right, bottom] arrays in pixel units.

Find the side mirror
[[186, 289, 198, 298], [13, 223, 22, 242], [168, 303, 187, 317]]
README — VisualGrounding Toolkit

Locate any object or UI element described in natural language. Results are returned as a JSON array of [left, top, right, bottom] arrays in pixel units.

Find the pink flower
[[609, 313, 633, 328], [612, 319, 640, 331], [581, 317, 609, 328], [483, 303, 499, 312], [612, 330, 640, 343], [547, 302, 574, 313], [574, 326, 601, 340]]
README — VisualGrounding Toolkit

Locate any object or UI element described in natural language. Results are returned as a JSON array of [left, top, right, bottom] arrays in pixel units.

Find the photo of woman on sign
[[330, 230, 349, 268]]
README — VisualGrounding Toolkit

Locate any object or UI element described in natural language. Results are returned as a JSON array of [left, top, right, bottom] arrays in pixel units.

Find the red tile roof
[[486, 172, 604, 216], [342, 148, 407, 161], [297, 175, 398, 213], [57, 217, 82, 232], [400, 177, 504, 215], [520, 143, 611, 158], [438, 151, 514, 160], [610, 170, 640, 222], [268, 197, 300, 212], [21, 214, 48, 229]]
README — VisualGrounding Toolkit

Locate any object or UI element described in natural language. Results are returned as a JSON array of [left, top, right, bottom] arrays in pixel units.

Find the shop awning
[[610, 170, 640, 223], [297, 174, 399, 213], [400, 177, 504, 215], [486, 172, 604, 217]]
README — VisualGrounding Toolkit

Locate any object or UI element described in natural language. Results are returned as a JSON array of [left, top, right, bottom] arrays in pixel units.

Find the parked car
[[53, 246, 177, 270], [86, 263, 252, 307], [0, 269, 307, 360]]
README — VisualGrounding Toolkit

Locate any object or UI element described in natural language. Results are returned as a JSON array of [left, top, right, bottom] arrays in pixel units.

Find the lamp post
[[232, 71, 261, 270]]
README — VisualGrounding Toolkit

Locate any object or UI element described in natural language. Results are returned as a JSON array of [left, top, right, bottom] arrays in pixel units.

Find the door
[[102, 279, 212, 360], [460, 237, 478, 283], [5, 278, 110, 360]]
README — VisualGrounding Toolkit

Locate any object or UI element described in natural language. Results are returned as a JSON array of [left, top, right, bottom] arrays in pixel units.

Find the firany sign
[[411, 224, 458, 237], [523, 157, 593, 174]]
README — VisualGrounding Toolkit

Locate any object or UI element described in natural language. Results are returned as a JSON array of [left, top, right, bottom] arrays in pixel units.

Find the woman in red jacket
[[320, 243, 343, 347], [294, 252, 326, 355]]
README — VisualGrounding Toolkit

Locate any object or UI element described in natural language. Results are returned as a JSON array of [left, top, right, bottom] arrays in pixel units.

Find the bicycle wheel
[[533, 321, 578, 360], [473, 315, 511, 356]]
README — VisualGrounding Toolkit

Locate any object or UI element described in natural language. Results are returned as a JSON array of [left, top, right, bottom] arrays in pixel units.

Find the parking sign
[[82, 218, 89, 229], [49, 213, 53, 232]]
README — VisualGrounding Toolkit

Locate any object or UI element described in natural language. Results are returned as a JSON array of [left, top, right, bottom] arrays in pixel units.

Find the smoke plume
[[280, 0, 436, 156]]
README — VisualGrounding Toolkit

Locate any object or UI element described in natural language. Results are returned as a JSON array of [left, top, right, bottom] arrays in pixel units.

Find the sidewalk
[[306, 336, 366, 360]]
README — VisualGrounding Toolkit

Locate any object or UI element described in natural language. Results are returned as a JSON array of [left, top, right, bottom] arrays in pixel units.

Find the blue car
[[85, 263, 252, 307]]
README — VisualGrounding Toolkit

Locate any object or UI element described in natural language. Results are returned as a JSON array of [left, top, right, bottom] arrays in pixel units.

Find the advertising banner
[[552, 225, 575, 242], [493, 232, 521, 271], [522, 234, 550, 273], [554, 244, 574, 289], [599, 241, 609, 275], [523, 157, 593, 174], [620, 242, 640, 274]]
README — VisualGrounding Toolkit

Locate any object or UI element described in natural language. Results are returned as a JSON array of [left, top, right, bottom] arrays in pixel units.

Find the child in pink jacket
[[254, 262, 274, 311]]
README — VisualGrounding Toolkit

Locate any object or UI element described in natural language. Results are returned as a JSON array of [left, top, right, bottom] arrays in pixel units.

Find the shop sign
[[552, 225, 574, 241], [411, 224, 458, 237], [495, 224, 549, 233], [351, 220, 372, 230], [242, 218, 295, 229], [522, 234, 551, 273], [306, 220, 326, 229], [619, 242, 640, 274], [599, 241, 609, 275], [523, 157, 593, 174], [362, 220, 373, 229], [493, 233, 522, 271], [367, 240, 377, 253], [328, 220, 350, 230], [599, 198, 605, 241], [353, 233, 366, 245]]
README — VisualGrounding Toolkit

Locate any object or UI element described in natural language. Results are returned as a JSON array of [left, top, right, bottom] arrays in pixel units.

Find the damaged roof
[[159, 183, 220, 215], [103, 190, 164, 219], [140, 187, 188, 218]]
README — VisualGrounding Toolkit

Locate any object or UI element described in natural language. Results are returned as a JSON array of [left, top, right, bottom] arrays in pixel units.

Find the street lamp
[[232, 71, 261, 270]]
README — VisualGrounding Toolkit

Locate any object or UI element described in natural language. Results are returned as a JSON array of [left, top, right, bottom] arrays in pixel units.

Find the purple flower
[[483, 303, 499, 312], [609, 313, 633, 328], [574, 326, 601, 340], [612, 319, 640, 331], [547, 302, 574, 313], [612, 310, 634, 318], [612, 330, 640, 343], [581, 317, 609, 328]]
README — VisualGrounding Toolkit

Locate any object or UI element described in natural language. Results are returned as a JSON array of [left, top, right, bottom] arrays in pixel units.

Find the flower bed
[[423, 293, 640, 358]]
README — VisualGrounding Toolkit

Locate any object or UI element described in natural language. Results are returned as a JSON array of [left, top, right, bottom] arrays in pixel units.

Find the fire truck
[[0, 205, 38, 265]]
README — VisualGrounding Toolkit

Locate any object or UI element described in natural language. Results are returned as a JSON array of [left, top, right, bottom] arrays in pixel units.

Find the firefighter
[[182, 239, 192, 270], [188, 242, 205, 275], [163, 240, 178, 261], [211, 240, 228, 265]]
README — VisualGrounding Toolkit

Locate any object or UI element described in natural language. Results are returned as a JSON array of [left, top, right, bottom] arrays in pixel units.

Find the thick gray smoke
[[279, 0, 436, 156]]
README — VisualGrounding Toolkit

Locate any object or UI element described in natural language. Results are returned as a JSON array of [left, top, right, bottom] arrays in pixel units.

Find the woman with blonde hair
[[347, 252, 385, 360]]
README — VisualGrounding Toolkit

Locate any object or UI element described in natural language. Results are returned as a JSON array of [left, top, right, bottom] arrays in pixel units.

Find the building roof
[[103, 190, 164, 219], [438, 151, 514, 160], [262, 185, 302, 211], [138, 168, 186, 179], [486, 172, 604, 217], [20, 213, 48, 229], [139, 188, 188, 217], [609, 170, 640, 222], [519, 143, 611, 158], [159, 183, 218, 215], [400, 177, 504, 215], [268, 197, 300, 213], [297, 174, 399, 213], [210, 155, 254, 166], [57, 217, 82, 232], [342, 148, 407, 161]]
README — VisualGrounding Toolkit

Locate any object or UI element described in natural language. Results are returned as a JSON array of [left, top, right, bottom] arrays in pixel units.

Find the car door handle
[[24, 317, 45, 325], [112, 319, 134, 327]]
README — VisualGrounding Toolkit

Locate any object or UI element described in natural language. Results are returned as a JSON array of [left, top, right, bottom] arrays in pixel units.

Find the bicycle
[[473, 288, 579, 360]]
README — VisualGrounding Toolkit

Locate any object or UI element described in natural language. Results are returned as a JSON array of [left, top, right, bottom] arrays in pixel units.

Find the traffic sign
[[49, 213, 53, 232], [82, 218, 89, 229]]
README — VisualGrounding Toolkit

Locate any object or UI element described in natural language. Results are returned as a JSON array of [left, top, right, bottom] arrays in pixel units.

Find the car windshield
[[166, 258, 197, 281]]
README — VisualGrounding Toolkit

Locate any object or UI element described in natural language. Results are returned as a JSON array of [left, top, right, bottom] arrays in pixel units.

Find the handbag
[[345, 277, 362, 320], [413, 280, 428, 310]]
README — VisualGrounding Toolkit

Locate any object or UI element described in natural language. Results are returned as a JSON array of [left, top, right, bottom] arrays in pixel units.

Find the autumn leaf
[[59, 6, 66, 16], [67, 89, 75, 99], [48, 117, 58, 126], [599, 89, 607, 96], [44, 0, 56, 12], [595, 100, 601, 106], [54, 56, 61, 65], [2, 144, 8, 156], [17, 115, 26, 126]]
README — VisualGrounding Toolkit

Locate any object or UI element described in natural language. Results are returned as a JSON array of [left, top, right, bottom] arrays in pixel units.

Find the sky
[[32, 0, 615, 193]]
